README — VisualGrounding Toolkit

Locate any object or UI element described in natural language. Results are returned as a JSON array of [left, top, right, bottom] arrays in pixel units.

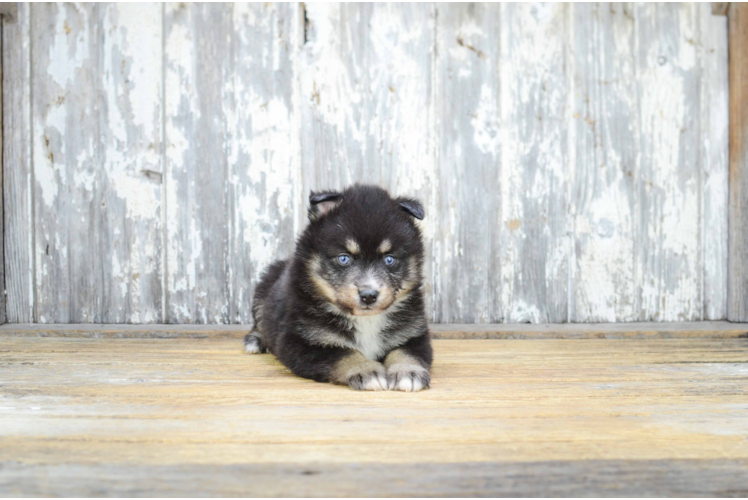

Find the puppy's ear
[[309, 190, 344, 220], [396, 197, 425, 220]]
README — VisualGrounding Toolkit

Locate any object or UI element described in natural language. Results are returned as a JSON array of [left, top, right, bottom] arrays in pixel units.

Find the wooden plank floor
[[1, 332, 748, 496]]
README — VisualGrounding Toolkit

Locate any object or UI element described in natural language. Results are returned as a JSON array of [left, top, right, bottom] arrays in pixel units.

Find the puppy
[[244, 184, 432, 391]]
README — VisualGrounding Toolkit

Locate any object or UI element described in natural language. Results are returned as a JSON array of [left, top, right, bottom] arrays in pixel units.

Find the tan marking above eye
[[345, 238, 360, 255], [377, 239, 392, 254]]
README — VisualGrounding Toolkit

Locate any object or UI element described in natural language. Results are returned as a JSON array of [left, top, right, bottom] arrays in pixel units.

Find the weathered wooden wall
[[2, 3, 731, 324]]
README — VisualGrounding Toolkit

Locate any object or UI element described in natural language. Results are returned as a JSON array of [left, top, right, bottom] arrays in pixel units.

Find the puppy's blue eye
[[384, 255, 396, 266], [337, 254, 351, 266]]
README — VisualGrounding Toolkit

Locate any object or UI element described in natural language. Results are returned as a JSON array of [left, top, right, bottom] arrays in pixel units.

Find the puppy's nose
[[359, 289, 379, 305]]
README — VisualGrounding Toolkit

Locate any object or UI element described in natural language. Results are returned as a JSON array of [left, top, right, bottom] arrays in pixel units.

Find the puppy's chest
[[348, 315, 389, 361]]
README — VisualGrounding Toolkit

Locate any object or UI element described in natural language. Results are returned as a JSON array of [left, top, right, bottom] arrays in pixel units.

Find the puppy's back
[[252, 259, 288, 333]]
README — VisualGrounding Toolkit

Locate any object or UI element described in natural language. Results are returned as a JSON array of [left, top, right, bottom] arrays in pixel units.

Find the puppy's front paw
[[244, 333, 266, 354], [334, 354, 388, 391], [348, 369, 388, 391], [386, 364, 430, 392]]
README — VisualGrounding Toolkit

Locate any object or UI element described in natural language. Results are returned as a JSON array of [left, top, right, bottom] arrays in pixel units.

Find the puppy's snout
[[359, 289, 379, 305]]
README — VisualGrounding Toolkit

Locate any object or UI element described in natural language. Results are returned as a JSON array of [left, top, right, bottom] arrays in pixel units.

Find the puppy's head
[[302, 184, 424, 317]]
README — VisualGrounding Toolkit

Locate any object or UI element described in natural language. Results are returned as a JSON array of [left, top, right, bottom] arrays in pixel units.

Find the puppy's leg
[[278, 334, 387, 391], [244, 333, 267, 354], [384, 334, 432, 392], [331, 351, 388, 391]]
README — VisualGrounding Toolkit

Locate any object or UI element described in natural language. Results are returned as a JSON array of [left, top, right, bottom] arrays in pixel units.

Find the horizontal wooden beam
[[1, 321, 746, 340]]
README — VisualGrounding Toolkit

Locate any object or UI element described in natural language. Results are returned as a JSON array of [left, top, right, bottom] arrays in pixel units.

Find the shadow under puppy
[[244, 184, 432, 391]]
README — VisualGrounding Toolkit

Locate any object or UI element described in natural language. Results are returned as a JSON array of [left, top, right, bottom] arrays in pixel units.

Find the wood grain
[[1, 321, 747, 340], [2, 3, 33, 323], [164, 3, 232, 324], [3, 459, 748, 497], [700, 2, 730, 320], [728, 2, 748, 321], [636, 4, 703, 321], [228, 3, 301, 324], [1, 336, 747, 496], [570, 3, 637, 322], [0, 3, 735, 324], [713, 3, 730, 16], [31, 3, 99, 323], [30, 4, 163, 323], [0, 20, 4, 325], [97, 4, 164, 323], [433, 4, 500, 323], [499, 3, 569, 323]]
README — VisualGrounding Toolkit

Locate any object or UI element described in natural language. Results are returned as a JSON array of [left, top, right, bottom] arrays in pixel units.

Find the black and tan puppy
[[244, 184, 432, 391]]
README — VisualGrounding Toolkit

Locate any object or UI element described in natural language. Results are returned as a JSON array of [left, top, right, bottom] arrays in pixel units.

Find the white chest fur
[[349, 314, 389, 361]]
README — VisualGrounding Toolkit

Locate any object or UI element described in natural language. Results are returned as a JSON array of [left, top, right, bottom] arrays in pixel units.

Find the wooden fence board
[[228, 3, 301, 324], [31, 4, 162, 323], [164, 3, 232, 323], [2, 3, 33, 323], [636, 3, 702, 321], [570, 3, 638, 322], [499, 3, 570, 323], [728, 3, 748, 321], [699, 2, 729, 320], [433, 4, 501, 323], [97, 3, 163, 323], [0, 21, 4, 324], [31, 3, 100, 323]]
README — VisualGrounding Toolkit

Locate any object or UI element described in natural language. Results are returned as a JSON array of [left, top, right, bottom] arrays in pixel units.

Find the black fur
[[245, 184, 433, 391]]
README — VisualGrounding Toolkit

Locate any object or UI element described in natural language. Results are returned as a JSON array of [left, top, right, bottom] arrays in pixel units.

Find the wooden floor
[[1, 324, 748, 496]]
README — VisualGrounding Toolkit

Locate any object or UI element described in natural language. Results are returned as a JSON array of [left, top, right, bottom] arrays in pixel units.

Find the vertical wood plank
[[699, 3, 729, 320], [3, 3, 33, 322], [433, 4, 500, 323], [97, 3, 163, 323], [300, 4, 436, 318], [228, 3, 301, 323], [300, 3, 369, 190], [164, 4, 231, 323], [0, 20, 4, 324], [569, 3, 637, 322], [31, 3, 163, 323], [728, 3, 748, 321], [499, 3, 570, 323], [32, 3, 100, 322], [636, 3, 702, 321]]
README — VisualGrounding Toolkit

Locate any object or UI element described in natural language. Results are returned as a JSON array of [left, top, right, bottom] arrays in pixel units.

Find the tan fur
[[384, 349, 424, 370], [345, 239, 360, 255], [384, 348, 430, 392], [391, 257, 418, 305], [377, 239, 392, 253], [308, 254, 399, 316], [336, 281, 395, 316], [308, 255, 338, 303], [332, 351, 387, 390]]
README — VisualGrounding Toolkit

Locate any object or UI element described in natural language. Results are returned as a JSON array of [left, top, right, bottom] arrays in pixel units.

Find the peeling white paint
[[9, 3, 730, 324]]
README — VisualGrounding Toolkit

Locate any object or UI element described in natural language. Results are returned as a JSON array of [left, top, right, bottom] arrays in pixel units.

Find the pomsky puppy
[[244, 184, 432, 391]]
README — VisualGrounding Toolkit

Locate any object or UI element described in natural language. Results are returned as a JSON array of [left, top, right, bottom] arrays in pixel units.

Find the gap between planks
[[0, 321, 746, 340]]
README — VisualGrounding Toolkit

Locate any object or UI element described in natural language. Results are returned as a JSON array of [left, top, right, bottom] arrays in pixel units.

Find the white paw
[[348, 370, 388, 391], [245, 343, 262, 354], [244, 334, 265, 354], [386, 364, 430, 392]]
